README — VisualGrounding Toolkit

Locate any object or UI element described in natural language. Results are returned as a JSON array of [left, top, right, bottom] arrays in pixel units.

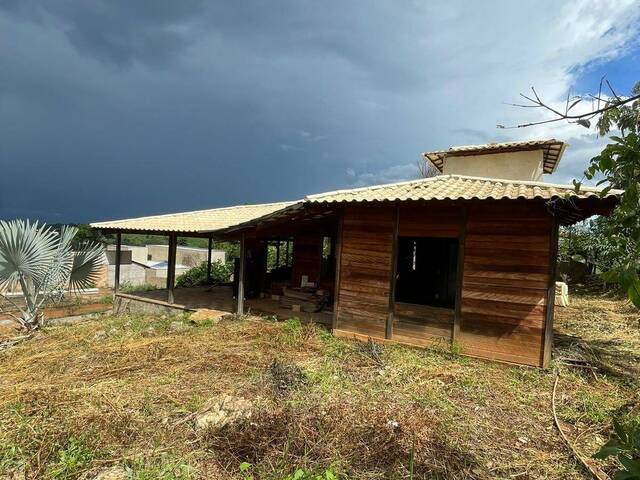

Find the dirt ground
[[0, 289, 638, 479]]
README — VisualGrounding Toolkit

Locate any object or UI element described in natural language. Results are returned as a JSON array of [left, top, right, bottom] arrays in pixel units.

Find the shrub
[[176, 260, 232, 288], [120, 282, 158, 293]]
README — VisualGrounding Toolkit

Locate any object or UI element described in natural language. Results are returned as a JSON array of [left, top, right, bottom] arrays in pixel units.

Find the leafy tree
[[574, 81, 640, 306], [597, 82, 640, 136], [505, 80, 640, 475], [574, 82, 640, 477], [0, 220, 104, 330], [558, 219, 618, 275]]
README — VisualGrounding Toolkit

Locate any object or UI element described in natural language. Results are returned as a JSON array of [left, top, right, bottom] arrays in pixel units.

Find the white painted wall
[[443, 150, 545, 182]]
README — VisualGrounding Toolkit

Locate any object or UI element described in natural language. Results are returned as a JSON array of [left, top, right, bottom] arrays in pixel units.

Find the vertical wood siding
[[460, 203, 553, 366]]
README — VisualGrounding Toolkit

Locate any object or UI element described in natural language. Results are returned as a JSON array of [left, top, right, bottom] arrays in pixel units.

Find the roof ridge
[[422, 138, 561, 156], [303, 174, 621, 201]]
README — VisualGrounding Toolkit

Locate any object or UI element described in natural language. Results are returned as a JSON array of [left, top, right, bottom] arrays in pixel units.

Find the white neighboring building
[[104, 245, 225, 288]]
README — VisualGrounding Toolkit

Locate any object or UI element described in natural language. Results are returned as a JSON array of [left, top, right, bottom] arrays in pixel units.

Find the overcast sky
[[1, 1, 639, 223]]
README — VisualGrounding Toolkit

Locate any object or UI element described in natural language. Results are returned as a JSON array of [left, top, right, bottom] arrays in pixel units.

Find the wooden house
[[92, 139, 620, 367]]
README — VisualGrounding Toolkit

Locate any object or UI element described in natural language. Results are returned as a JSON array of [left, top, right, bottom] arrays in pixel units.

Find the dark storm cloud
[[0, 1, 638, 223], [1, 0, 206, 67]]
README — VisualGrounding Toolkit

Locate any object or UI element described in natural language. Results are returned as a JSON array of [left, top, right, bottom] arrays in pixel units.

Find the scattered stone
[[386, 419, 400, 433], [169, 321, 187, 331], [189, 309, 227, 325], [92, 466, 128, 480], [93, 330, 107, 341], [194, 395, 252, 432]]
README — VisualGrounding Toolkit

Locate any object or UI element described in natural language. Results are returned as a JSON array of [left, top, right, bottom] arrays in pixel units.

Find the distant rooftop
[[422, 139, 566, 174]]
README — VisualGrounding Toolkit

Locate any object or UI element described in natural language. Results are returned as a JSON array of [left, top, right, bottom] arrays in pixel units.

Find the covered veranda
[[91, 201, 337, 326]]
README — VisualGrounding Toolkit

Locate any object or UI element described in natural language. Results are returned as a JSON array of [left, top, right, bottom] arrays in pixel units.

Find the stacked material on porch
[[555, 281, 569, 307], [269, 281, 289, 297], [280, 287, 329, 313]]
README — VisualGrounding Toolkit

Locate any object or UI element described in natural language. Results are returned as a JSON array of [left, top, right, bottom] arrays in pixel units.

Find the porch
[[113, 285, 333, 326]]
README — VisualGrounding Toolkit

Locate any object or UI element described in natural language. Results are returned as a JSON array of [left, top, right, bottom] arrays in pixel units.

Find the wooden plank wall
[[335, 205, 395, 338], [291, 234, 322, 288], [333, 201, 555, 367], [392, 204, 462, 346], [460, 202, 553, 366]]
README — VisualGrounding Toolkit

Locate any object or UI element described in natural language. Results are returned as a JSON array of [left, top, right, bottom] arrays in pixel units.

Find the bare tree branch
[[499, 78, 640, 129]]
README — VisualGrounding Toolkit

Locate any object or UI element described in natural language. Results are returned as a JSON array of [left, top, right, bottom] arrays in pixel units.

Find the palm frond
[[39, 225, 77, 295], [0, 220, 58, 292], [68, 241, 104, 292]]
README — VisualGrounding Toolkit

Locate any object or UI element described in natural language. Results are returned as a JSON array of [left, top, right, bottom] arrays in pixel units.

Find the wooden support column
[[114, 232, 122, 293], [166, 234, 177, 304], [452, 206, 468, 344], [237, 233, 246, 314], [542, 219, 560, 368], [206, 236, 213, 285], [285, 240, 290, 266], [332, 212, 344, 331], [386, 205, 400, 340]]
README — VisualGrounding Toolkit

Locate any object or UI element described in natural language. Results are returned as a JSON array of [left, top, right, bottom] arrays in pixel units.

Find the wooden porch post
[[237, 233, 246, 314], [386, 205, 399, 340], [114, 232, 122, 293], [542, 219, 560, 368], [332, 211, 344, 331], [452, 206, 468, 344], [207, 236, 213, 284], [167, 234, 177, 304]]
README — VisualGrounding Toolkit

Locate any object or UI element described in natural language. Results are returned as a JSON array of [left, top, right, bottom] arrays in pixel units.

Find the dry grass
[[0, 292, 638, 479]]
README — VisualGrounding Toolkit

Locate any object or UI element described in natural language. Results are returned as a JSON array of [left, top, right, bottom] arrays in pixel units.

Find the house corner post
[[452, 206, 468, 344], [332, 209, 344, 332], [386, 205, 400, 340], [542, 219, 560, 368]]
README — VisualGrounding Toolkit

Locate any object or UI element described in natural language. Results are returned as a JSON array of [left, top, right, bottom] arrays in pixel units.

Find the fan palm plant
[[0, 220, 104, 331]]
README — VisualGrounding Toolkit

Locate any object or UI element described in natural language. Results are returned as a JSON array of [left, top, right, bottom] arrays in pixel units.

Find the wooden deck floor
[[116, 286, 333, 326]]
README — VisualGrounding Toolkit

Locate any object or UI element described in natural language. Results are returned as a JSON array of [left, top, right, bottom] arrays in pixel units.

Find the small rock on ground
[[91, 466, 128, 480], [93, 330, 107, 341], [195, 395, 252, 432], [170, 321, 188, 331], [189, 309, 227, 325]]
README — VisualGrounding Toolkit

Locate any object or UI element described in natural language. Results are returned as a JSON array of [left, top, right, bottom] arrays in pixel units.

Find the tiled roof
[[304, 175, 621, 203], [91, 201, 297, 233], [92, 176, 621, 234], [423, 139, 566, 174]]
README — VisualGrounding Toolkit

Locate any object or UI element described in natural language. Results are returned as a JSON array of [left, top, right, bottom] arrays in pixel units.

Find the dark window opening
[[320, 235, 335, 281], [395, 237, 458, 308]]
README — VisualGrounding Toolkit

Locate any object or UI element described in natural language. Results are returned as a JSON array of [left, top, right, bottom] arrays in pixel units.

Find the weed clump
[[268, 359, 308, 394], [355, 337, 384, 366]]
